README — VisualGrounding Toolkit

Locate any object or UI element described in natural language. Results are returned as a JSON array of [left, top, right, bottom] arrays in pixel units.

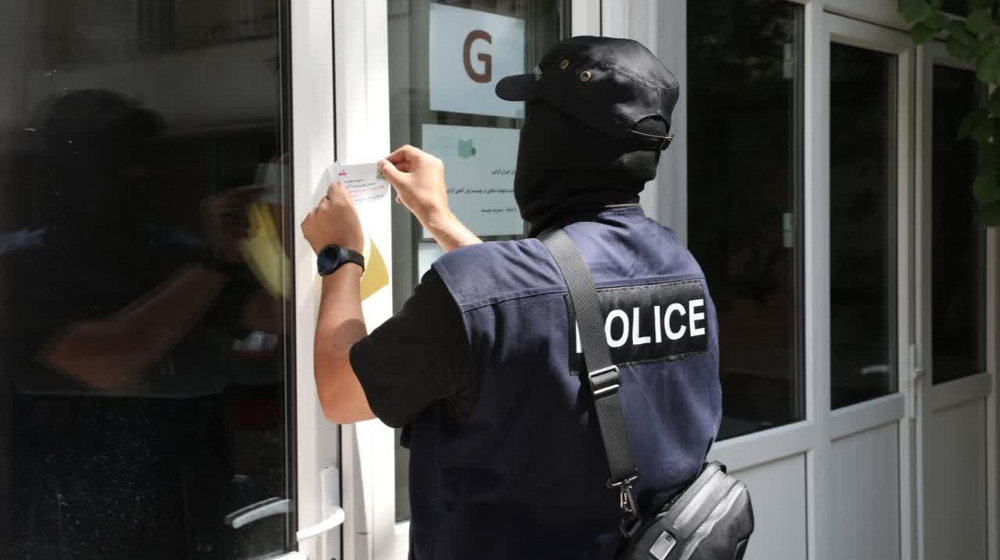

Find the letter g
[[463, 30, 492, 83]]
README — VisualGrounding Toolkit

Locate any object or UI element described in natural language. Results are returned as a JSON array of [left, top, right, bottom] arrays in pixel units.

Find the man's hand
[[301, 182, 364, 255], [379, 145, 482, 252], [201, 185, 266, 262], [378, 145, 451, 228]]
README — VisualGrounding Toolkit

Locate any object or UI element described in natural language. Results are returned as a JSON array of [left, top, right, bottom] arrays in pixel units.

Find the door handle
[[296, 507, 346, 541], [224, 497, 293, 529], [296, 466, 344, 542]]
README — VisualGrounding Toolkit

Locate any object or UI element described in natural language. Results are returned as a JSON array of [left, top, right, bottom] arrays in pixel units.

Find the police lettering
[[575, 299, 706, 354]]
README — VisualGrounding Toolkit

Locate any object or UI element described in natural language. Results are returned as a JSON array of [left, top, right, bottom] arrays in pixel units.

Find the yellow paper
[[360, 236, 389, 300], [239, 203, 292, 300]]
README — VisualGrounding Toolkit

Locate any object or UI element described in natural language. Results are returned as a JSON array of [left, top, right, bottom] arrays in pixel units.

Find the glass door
[[824, 13, 915, 560], [375, 0, 598, 557], [915, 40, 992, 560], [0, 0, 313, 558]]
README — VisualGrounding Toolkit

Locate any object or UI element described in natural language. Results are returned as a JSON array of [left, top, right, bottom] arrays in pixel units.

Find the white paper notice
[[421, 123, 522, 237], [321, 162, 390, 204]]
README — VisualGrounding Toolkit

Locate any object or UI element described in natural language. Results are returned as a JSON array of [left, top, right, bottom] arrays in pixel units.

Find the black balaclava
[[514, 99, 666, 237]]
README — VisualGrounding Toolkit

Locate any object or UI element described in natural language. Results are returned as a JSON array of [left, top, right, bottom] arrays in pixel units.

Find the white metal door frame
[[914, 40, 998, 560], [288, 0, 342, 559]]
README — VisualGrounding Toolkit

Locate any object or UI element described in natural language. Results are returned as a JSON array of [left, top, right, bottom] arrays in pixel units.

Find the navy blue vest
[[409, 207, 721, 560]]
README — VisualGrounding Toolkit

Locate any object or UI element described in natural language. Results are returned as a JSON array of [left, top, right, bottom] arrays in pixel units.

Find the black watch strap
[[341, 247, 365, 271], [318, 245, 365, 276]]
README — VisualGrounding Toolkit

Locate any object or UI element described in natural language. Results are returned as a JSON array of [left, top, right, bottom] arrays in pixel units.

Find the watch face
[[317, 246, 343, 275]]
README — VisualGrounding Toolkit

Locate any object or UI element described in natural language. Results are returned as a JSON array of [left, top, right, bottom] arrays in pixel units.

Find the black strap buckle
[[588, 365, 621, 397]]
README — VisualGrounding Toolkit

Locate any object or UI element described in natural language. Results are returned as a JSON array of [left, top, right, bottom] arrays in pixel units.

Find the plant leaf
[[959, 110, 984, 139], [967, 8, 995, 35], [900, 0, 933, 22], [947, 29, 978, 61], [973, 169, 1000, 204], [976, 47, 1000, 84], [943, 19, 968, 36], [913, 22, 938, 43], [979, 200, 1000, 227], [925, 11, 948, 29], [989, 90, 1000, 117]]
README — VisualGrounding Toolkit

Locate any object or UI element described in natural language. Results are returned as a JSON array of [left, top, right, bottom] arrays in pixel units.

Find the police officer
[[301, 37, 721, 560]]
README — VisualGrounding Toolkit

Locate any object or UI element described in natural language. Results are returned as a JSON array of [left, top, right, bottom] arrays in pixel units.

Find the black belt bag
[[540, 229, 754, 560]]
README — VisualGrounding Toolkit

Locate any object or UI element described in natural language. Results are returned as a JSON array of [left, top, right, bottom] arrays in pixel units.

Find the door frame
[[914, 39, 998, 560], [286, 0, 342, 559]]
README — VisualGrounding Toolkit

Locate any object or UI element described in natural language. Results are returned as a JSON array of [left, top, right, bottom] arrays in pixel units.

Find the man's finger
[[339, 182, 359, 211], [385, 144, 422, 164], [378, 159, 405, 185]]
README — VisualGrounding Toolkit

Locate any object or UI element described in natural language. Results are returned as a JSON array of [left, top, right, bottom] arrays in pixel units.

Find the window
[[0, 0, 296, 556], [931, 65, 988, 384], [387, 0, 572, 521], [829, 43, 898, 408], [687, 0, 806, 438]]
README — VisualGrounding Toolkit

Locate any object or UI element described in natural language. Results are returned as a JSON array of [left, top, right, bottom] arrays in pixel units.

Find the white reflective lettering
[[689, 299, 706, 337], [653, 305, 662, 344], [605, 309, 629, 348], [632, 307, 651, 345], [665, 303, 686, 341]]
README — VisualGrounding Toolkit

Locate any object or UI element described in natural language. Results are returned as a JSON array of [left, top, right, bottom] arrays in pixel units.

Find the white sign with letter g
[[429, 4, 525, 118]]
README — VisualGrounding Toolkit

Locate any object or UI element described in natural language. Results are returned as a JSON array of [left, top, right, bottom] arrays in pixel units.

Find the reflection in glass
[[687, 0, 805, 438], [0, 0, 295, 557], [829, 43, 898, 409], [388, 0, 571, 522], [932, 65, 987, 385]]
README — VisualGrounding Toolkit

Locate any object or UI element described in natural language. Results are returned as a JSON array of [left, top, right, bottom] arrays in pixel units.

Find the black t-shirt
[[350, 269, 475, 428]]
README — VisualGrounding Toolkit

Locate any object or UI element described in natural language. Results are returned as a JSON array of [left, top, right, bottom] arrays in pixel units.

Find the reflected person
[[2, 89, 282, 559]]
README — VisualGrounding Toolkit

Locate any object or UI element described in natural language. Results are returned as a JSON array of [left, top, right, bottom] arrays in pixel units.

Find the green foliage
[[901, 0, 1000, 225]]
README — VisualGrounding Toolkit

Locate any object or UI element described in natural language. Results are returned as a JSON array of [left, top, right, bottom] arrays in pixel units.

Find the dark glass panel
[[931, 65, 987, 384], [829, 43, 898, 408], [0, 1, 295, 557], [688, 0, 806, 438]]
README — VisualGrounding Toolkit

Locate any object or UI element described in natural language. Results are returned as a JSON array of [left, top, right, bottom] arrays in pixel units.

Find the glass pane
[[932, 65, 988, 384], [688, 0, 805, 438], [0, 0, 296, 557], [829, 43, 898, 409], [388, 0, 571, 522]]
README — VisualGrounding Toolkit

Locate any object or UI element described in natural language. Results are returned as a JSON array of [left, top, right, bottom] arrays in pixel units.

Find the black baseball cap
[[496, 36, 678, 151]]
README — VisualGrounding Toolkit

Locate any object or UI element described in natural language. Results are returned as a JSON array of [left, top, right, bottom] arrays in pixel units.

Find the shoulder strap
[[539, 229, 640, 529]]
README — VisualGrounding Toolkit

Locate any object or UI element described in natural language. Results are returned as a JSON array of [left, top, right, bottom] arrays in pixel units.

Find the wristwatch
[[317, 245, 365, 276]]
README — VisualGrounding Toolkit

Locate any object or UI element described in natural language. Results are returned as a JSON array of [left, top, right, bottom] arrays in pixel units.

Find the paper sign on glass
[[429, 4, 525, 118], [421, 123, 522, 238]]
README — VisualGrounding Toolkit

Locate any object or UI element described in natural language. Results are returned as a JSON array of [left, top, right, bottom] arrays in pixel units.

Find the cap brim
[[495, 73, 540, 102]]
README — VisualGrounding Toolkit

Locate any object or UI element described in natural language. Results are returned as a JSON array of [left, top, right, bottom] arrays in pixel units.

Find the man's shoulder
[[431, 239, 565, 311]]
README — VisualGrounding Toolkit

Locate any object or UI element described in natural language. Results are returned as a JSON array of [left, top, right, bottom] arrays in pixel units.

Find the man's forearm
[[422, 209, 482, 252], [41, 266, 229, 390], [314, 265, 374, 423]]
